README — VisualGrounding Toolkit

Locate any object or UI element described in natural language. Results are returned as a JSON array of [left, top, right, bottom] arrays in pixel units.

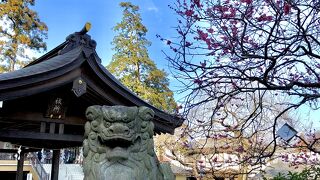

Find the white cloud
[[139, 0, 159, 13], [147, 6, 159, 12]]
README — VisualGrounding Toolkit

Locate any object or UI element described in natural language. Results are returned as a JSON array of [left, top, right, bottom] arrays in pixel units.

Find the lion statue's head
[[82, 105, 173, 180]]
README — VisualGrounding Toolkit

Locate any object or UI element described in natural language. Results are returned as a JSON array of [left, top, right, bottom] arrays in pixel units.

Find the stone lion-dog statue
[[83, 105, 174, 180]]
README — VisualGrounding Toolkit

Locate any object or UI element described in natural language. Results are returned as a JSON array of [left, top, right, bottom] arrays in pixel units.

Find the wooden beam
[[0, 130, 83, 142], [2, 112, 85, 125], [0, 148, 40, 153], [0, 149, 17, 153]]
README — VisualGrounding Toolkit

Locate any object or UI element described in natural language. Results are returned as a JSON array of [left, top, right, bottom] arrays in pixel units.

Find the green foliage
[[0, 0, 47, 72], [265, 166, 320, 180], [107, 2, 177, 113]]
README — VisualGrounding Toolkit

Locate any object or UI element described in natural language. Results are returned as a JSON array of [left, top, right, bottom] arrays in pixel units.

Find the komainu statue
[[83, 105, 174, 180]]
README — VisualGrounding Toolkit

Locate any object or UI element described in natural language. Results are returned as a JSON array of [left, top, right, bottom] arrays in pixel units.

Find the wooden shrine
[[0, 23, 183, 180]]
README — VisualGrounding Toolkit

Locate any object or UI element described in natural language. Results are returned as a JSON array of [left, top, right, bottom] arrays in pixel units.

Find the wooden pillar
[[51, 150, 60, 180], [16, 150, 25, 180], [50, 122, 58, 180]]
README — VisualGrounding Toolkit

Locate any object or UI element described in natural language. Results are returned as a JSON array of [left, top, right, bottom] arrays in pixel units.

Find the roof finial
[[59, 22, 96, 55], [79, 22, 91, 35]]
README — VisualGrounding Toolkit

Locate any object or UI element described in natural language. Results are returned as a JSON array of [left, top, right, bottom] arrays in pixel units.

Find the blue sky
[[33, 0, 176, 68], [33, 0, 183, 98]]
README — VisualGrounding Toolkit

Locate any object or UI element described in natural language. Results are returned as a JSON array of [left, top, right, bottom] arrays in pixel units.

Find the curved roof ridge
[[0, 46, 83, 82]]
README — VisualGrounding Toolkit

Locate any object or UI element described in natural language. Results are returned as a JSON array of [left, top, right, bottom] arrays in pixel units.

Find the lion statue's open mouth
[[98, 125, 141, 160], [82, 105, 174, 180], [102, 137, 133, 148]]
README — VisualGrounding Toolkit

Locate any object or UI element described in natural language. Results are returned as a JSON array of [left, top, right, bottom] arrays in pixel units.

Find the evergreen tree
[[107, 2, 176, 113], [0, 0, 47, 72]]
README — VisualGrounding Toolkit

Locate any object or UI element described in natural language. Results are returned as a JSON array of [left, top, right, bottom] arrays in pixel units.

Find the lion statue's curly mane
[[83, 105, 174, 180]]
